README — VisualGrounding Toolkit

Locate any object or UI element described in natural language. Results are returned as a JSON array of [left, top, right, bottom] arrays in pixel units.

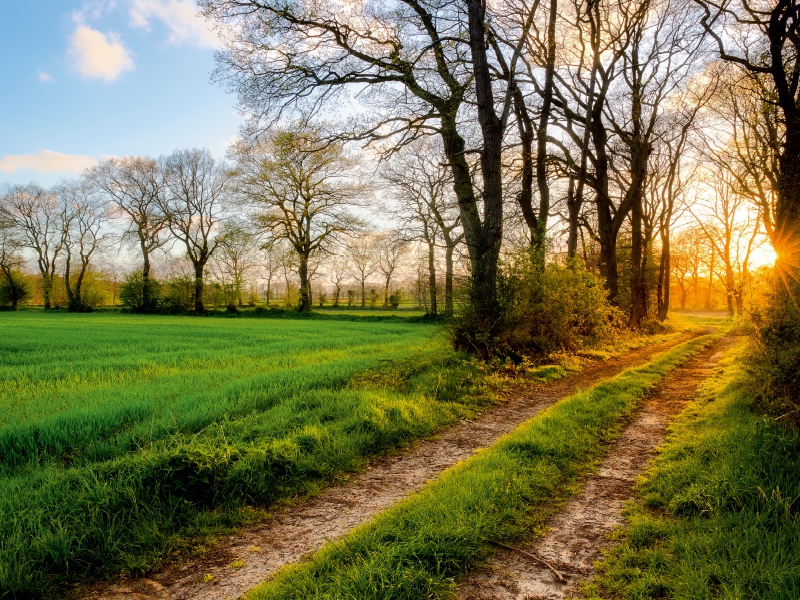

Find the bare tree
[[328, 257, 350, 308], [693, 170, 763, 316], [376, 234, 407, 308], [90, 156, 167, 311], [202, 0, 542, 340], [0, 204, 28, 309], [233, 127, 364, 312], [213, 218, 260, 306], [383, 142, 463, 316], [161, 148, 229, 313], [56, 179, 107, 311], [348, 237, 377, 309], [696, 0, 800, 281], [1, 184, 65, 309]]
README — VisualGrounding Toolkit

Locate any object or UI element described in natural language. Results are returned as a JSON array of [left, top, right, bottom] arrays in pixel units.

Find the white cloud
[[128, 0, 220, 48], [68, 24, 135, 81], [0, 151, 98, 174], [38, 70, 54, 83]]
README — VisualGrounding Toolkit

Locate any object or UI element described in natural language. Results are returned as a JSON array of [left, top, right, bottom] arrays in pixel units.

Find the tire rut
[[81, 330, 709, 600], [457, 333, 739, 600]]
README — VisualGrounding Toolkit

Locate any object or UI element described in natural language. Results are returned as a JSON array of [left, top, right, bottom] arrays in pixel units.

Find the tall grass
[[586, 341, 800, 599], [0, 312, 489, 597]]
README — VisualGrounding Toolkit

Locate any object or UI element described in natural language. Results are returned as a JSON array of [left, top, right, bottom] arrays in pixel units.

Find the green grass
[[584, 341, 800, 600], [242, 332, 722, 600], [0, 312, 490, 598]]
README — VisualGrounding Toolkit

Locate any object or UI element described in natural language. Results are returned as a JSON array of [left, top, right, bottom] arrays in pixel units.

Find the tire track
[[457, 333, 738, 600]]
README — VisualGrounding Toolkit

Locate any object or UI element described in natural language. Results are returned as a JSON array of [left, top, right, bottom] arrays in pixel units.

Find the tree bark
[[428, 240, 438, 316], [630, 197, 647, 327], [445, 245, 454, 317], [298, 255, 312, 312], [194, 263, 205, 313], [657, 226, 671, 321]]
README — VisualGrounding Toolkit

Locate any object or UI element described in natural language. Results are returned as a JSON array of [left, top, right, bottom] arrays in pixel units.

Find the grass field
[[0, 312, 488, 597]]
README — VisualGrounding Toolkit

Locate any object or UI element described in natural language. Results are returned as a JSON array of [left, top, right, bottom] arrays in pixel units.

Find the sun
[[750, 245, 778, 268]]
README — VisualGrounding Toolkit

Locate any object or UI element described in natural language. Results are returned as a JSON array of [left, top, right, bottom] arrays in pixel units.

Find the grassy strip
[[243, 333, 722, 600], [584, 341, 800, 600]]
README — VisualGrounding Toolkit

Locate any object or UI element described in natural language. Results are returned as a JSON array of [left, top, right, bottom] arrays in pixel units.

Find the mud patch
[[82, 331, 707, 600], [457, 334, 739, 600]]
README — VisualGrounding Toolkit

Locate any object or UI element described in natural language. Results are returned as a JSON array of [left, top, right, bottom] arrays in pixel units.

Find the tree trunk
[[445, 245, 454, 317], [298, 255, 312, 312], [64, 253, 74, 304], [705, 251, 715, 311], [598, 231, 619, 301], [657, 229, 671, 321], [360, 277, 366, 308], [428, 241, 438, 316], [630, 198, 647, 327], [141, 251, 152, 313], [569, 1, 601, 259], [464, 0, 503, 330], [530, 0, 558, 266], [41, 273, 52, 310], [194, 263, 205, 314]]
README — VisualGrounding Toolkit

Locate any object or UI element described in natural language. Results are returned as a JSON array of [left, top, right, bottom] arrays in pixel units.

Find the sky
[[0, 0, 241, 187]]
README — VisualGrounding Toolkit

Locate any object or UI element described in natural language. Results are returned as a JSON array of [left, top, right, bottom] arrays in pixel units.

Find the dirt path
[[457, 333, 738, 600], [83, 331, 708, 600]]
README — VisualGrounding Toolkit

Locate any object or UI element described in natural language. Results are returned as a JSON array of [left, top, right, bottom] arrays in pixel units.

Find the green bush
[[161, 276, 194, 313], [748, 283, 800, 422], [120, 271, 161, 312], [0, 271, 31, 309], [454, 255, 622, 358]]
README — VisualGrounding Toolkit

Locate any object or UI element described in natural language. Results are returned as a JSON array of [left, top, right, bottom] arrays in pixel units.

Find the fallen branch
[[489, 539, 566, 582]]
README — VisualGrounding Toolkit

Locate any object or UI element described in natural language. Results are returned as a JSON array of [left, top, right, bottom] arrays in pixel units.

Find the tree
[[233, 127, 363, 312], [162, 148, 229, 314], [0, 184, 65, 309], [90, 156, 167, 312], [376, 234, 407, 308], [383, 142, 463, 316], [693, 169, 764, 316], [202, 0, 542, 341], [328, 258, 350, 308], [213, 218, 260, 306], [696, 0, 800, 281], [348, 238, 377, 309], [56, 179, 107, 312], [0, 208, 29, 309]]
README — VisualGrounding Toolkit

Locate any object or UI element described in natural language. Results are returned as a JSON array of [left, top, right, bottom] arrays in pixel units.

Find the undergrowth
[[584, 340, 800, 600], [242, 333, 720, 600]]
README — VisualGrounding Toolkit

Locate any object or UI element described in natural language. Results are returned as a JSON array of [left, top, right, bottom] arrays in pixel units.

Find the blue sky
[[0, 0, 241, 186]]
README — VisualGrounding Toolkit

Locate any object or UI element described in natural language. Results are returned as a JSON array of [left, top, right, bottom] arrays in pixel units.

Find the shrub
[[748, 283, 800, 422], [0, 271, 31, 309], [120, 271, 161, 312], [453, 254, 622, 358], [389, 292, 400, 309], [161, 277, 194, 313]]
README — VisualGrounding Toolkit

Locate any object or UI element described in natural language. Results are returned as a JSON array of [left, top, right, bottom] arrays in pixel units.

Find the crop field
[[0, 312, 487, 597]]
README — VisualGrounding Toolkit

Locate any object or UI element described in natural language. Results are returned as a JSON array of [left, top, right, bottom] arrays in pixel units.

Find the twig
[[489, 540, 566, 582]]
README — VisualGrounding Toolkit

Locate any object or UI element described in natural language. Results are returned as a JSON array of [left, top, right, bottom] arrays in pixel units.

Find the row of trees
[[196, 0, 795, 351]]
